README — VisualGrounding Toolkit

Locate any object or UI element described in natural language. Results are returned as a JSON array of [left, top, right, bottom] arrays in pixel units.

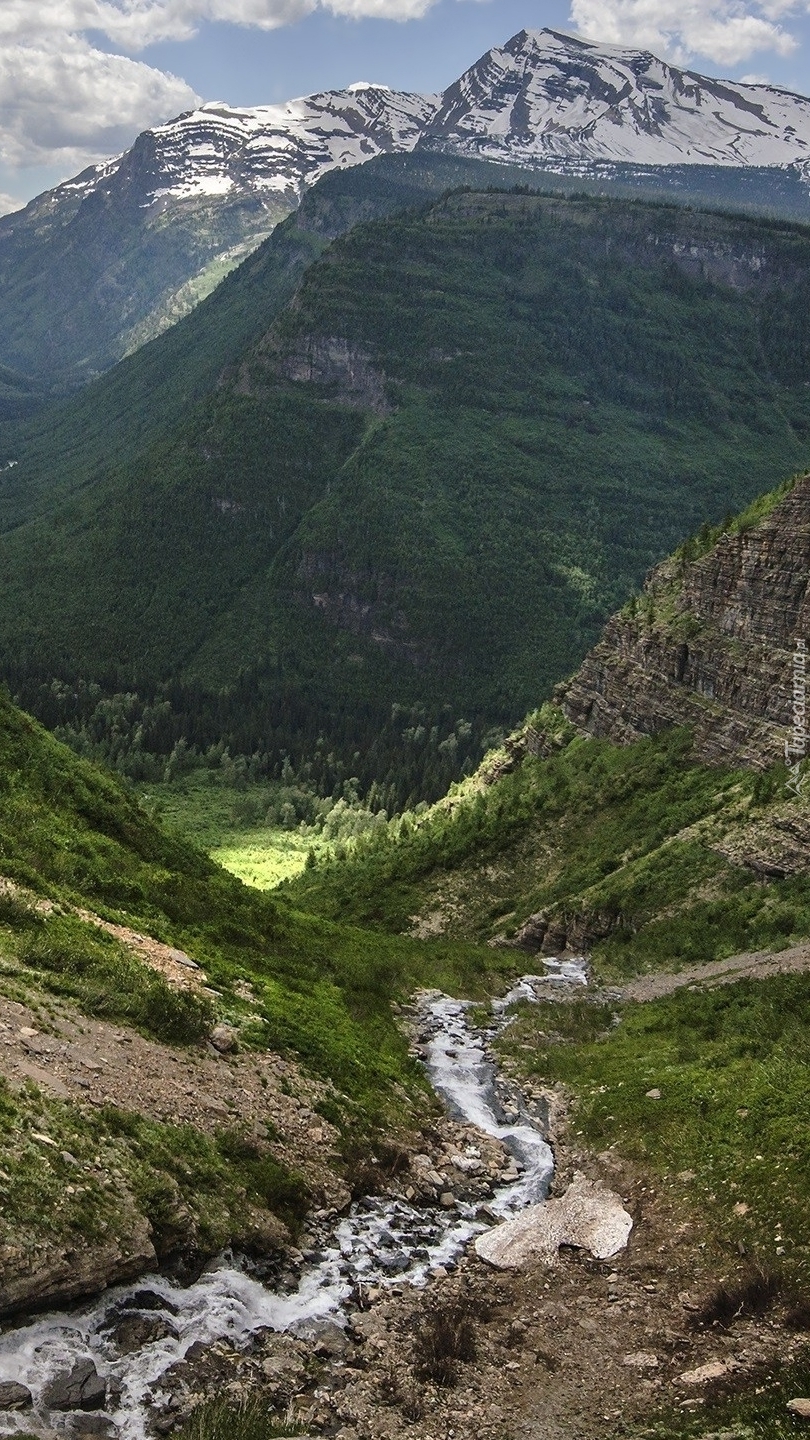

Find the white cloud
[[92, 0, 317, 49], [0, 0, 438, 50], [324, 0, 436, 17], [0, 33, 199, 168], [569, 0, 800, 68], [0, 192, 25, 217], [0, 0, 452, 186]]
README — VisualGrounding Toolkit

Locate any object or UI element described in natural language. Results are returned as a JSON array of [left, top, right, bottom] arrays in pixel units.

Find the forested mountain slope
[[0, 153, 537, 509], [5, 192, 810, 800], [0, 87, 436, 392]]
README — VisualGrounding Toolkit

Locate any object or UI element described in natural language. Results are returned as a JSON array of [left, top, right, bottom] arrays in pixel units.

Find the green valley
[[289, 473, 810, 967], [0, 394, 810, 1438], [9, 26, 810, 1439]]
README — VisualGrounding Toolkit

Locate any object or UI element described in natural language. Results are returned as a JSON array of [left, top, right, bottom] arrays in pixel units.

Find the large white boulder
[[474, 1172, 632, 1270]]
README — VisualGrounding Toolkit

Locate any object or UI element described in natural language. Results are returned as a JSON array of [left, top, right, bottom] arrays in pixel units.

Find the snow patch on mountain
[[136, 87, 438, 209], [347, 82, 393, 94], [422, 28, 810, 170], [23, 29, 810, 236]]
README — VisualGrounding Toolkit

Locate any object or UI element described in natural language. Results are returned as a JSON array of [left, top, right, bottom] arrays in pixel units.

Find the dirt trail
[[2, 876, 213, 993], [0, 990, 350, 1211], [75, 909, 212, 992], [622, 939, 810, 1003]]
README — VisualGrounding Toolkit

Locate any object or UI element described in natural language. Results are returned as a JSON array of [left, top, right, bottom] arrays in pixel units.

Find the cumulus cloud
[[0, 0, 450, 182], [0, 33, 199, 168], [569, 0, 799, 68], [92, 0, 316, 48], [0, 0, 440, 50], [324, 0, 436, 17]]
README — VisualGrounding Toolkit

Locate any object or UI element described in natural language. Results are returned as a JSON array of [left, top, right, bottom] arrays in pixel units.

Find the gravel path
[[622, 940, 810, 1003]]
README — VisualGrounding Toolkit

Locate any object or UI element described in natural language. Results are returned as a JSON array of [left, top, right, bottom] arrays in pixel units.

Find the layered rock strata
[[558, 475, 810, 770]]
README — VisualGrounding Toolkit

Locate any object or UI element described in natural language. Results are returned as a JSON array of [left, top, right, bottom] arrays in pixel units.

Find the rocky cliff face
[[558, 475, 810, 770]]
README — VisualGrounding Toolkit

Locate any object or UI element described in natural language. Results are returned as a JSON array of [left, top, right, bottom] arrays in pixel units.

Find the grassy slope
[[497, 980, 810, 1438], [0, 685, 526, 1282], [502, 978, 810, 1288], [0, 689, 508, 1116], [288, 715, 810, 980], [0, 1080, 310, 1280], [4, 194, 810, 789]]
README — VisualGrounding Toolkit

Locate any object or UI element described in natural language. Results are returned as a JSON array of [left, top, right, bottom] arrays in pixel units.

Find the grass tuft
[[692, 1266, 783, 1330], [412, 1298, 479, 1387], [178, 1400, 307, 1440]]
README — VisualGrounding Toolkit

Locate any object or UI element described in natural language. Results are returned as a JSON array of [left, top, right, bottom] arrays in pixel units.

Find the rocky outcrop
[[498, 907, 623, 956], [294, 551, 432, 666], [107, 1311, 179, 1356], [557, 475, 810, 770], [0, 1220, 158, 1322], [277, 335, 393, 415], [239, 331, 393, 415]]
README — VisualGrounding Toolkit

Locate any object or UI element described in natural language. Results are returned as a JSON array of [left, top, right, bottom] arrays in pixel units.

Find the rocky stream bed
[[0, 963, 590, 1439]]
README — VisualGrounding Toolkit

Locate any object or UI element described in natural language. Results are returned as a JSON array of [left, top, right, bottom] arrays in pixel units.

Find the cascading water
[[0, 960, 586, 1438]]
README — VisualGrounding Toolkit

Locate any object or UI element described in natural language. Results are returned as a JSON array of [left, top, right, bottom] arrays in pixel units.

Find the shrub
[[412, 1298, 478, 1386]]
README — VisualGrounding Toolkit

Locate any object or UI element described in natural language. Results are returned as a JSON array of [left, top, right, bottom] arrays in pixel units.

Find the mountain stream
[[0, 960, 586, 1437]]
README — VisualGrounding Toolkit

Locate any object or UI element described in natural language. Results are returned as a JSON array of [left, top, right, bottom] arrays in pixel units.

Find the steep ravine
[[0, 967, 585, 1439]]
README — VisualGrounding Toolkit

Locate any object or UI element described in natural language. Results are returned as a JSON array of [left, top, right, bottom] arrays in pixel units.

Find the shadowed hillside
[[5, 193, 810, 804]]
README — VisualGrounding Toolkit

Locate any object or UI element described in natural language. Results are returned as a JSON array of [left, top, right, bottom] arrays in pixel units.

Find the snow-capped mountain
[[59, 84, 438, 214], [0, 85, 437, 391], [42, 28, 810, 223], [6, 28, 810, 394], [422, 29, 810, 169]]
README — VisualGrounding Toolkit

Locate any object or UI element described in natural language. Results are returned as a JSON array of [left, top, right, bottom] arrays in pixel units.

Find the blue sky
[[4, 0, 810, 213], [139, 2, 573, 105]]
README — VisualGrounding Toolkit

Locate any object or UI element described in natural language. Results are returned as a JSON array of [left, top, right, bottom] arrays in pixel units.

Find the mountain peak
[[507, 27, 608, 50], [421, 26, 810, 169], [346, 81, 393, 93], [5, 27, 810, 395]]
